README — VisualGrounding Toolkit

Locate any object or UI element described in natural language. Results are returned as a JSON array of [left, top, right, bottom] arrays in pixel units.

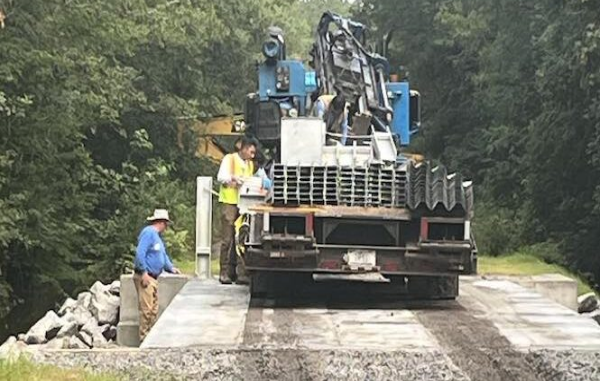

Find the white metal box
[[280, 117, 325, 165]]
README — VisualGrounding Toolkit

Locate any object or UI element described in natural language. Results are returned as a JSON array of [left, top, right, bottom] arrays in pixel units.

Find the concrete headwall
[[117, 274, 189, 347], [486, 274, 578, 311]]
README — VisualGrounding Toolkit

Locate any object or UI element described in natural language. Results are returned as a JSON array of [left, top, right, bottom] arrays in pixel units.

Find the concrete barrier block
[[116, 321, 139, 347], [119, 275, 138, 322], [117, 273, 190, 347], [158, 274, 189, 318], [492, 274, 578, 311], [529, 274, 578, 311]]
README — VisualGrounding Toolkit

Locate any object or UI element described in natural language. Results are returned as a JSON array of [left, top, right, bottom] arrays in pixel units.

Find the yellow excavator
[[178, 114, 246, 162]]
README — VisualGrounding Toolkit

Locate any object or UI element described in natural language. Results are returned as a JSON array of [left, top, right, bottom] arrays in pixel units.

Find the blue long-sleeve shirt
[[134, 226, 174, 275]]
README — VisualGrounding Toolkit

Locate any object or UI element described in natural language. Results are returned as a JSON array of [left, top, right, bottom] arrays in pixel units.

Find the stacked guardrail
[[269, 161, 473, 216], [406, 161, 473, 216], [270, 164, 406, 207]]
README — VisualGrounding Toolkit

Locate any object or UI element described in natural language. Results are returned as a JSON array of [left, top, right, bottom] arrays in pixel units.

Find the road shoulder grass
[[176, 256, 220, 276], [0, 357, 123, 381]]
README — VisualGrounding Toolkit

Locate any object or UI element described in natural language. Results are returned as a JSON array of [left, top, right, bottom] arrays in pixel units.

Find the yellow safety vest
[[218, 153, 254, 205]]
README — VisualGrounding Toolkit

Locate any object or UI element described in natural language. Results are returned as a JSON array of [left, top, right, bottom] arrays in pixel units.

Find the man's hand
[[171, 267, 181, 274], [141, 272, 152, 288], [227, 176, 243, 188]]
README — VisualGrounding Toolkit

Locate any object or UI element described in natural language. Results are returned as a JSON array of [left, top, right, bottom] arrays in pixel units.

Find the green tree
[[357, 0, 600, 285], [0, 0, 333, 339]]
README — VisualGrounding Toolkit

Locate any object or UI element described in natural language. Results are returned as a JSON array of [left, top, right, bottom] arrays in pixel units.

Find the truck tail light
[[420, 218, 429, 241], [305, 213, 314, 236]]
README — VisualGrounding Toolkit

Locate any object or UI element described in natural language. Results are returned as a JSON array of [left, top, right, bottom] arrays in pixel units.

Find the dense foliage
[[357, 0, 600, 283], [1, 0, 599, 339], [0, 0, 348, 340]]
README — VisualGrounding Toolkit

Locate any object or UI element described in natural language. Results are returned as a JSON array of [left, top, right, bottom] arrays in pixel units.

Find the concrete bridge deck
[[141, 276, 600, 351], [35, 275, 600, 381], [141, 279, 250, 348]]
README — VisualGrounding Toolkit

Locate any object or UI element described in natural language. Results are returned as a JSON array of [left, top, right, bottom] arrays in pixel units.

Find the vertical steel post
[[196, 177, 213, 279]]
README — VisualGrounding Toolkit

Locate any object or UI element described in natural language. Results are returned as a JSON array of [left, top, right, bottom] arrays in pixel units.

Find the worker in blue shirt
[[133, 209, 180, 342]]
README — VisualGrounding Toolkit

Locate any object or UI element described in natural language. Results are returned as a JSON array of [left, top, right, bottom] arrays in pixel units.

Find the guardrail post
[[195, 177, 213, 278]]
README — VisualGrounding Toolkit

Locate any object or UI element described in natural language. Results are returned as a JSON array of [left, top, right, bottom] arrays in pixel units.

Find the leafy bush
[[517, 241, 564, 266], [472, 202, 525, 256]]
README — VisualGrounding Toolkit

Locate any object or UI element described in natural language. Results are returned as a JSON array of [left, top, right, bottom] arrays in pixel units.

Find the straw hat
[[146, 209, 171, 223]]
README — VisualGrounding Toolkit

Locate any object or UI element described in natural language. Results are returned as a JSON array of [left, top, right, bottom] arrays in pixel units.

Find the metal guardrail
[[270, 164, 407, 208]]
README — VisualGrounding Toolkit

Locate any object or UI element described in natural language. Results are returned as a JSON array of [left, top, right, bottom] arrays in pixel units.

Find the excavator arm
[[309, 12, 394, 132]]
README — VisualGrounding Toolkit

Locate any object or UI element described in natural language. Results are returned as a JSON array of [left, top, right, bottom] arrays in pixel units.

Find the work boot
[[235, 261, 250, 285], [235, 275, 250, 285], [229, 266, 238, 283], [219, 271, 232, 285]]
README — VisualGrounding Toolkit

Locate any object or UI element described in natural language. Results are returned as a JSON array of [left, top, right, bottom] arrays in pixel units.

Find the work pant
[[220, 203, 239, 278], [133, 273, 159, 342]]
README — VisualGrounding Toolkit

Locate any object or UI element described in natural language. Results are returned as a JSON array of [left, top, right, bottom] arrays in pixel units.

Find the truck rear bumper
[[243, 205, 477, 277], [245, 244, 476, 276]]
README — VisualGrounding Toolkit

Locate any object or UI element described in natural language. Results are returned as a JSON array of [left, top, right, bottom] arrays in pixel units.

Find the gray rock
[[90, 289, 120, 325], [67, 336, 88, 349], [0, 336, 16, 355], [582, 310, 600, 325], [0, 336, 16, 347], [71, 307, 93, 328], [61, 311, 76, 323], [17, 333, 26, 342], [90, 281, 110, 297], [45, 326, 62, 341], [82, 319, 108, 348], [577, 292, 598, 313], [108, 280, 120, 296], [3, 336, 17, 345], [93, 331, 109, 348], [80, 318, 100, 336], [56, 321, 79, 338], [76, 291, 92, 311], [26, 343, 48, 352], [25, 311, 63, 344], [0, 336, 28, 361], [592, 310, 600, 325], [58, 297, 77, 316], [46, 337, 68, 350], [101, 324, 117, 341], [76, 331, 93, 348]]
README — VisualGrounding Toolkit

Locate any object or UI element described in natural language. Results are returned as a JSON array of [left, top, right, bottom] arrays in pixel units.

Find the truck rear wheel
[[407, 275, 459, 300]]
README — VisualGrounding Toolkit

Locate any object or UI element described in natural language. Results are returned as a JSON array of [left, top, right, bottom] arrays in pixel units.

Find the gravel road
[[32, 346, 600, 381], [31, 285, 600, 380]]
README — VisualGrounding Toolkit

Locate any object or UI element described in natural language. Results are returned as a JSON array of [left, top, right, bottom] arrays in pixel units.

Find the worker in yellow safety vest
[[217, 136, 257, 284]]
